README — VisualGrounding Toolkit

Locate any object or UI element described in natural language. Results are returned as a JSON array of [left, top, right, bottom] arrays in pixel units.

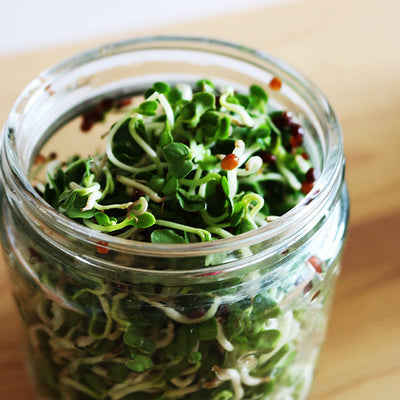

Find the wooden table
[[1, 0, 399, 398]]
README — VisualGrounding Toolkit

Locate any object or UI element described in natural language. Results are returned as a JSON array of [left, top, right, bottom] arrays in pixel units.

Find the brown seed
[[48, 152, 57, 161], [311, 290, 321, 302], [289, 123, 304, 147], [303, 281, 313, 295], [116, 98, 132, 109], [260, 151, 277, 164], [308, 256, 322, 273], [95, 241, 110, 255], [305, 168, 315, 183], [269, 76, 282, 91], [221, 153, 239, 171], [34, 154, 46, 165], [271, 111, 293, 130], [301, 181, 313, 195]]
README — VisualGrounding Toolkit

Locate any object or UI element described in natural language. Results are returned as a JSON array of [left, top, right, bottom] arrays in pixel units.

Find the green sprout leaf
[[163, 142, 192, 162], [125, 355, 154, 372], [176, 189, 206, 212], [138, 100, 158, 116], [150, 229, 187, 244]]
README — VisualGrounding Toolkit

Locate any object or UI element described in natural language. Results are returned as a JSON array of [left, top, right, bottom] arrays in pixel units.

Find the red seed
[[305, 168, 315, 183], [34, 154, 46, 165], [301, 151, 310, 160], [269, 76, 282, 91], [308, 256, 322, 273], [80, 116, 94, 132], [260, 151, 277, 164], [289, 123, 304, 147], [301, 181, 313, 195], [221, 153, 239, 171], [303, 281, 313, 295], [99, 98, 114, 111], [96, 241, 109, 254], [311, 290, 321, 301], [116, 98, 132, 109]]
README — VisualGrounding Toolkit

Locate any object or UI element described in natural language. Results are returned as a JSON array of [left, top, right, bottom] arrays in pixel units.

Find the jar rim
[[1, 35, 344, 264]]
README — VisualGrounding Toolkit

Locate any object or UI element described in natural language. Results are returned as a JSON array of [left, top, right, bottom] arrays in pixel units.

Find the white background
[[0, 0, 290, 57]]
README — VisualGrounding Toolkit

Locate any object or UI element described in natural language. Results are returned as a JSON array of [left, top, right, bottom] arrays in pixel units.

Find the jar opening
[[0, 36, 344, 270]]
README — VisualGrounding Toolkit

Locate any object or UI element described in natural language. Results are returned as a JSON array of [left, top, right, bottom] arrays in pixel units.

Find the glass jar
[[0, 36, 349, 400]]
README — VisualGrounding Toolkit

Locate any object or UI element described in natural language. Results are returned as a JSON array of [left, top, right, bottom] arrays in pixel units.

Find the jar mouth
[[1, 35, 344, 261]]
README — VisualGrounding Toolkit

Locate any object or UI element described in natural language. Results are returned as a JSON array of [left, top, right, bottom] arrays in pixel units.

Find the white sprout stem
[[237, 356, 270, 386], [129, 116, 164, 175], [239, 369, 269, 387], [108, 371, 153, 398], [227, 170, 238, 198], [69, 355, 106, 372], [129, 120, 158, 160], [206, 226, 253, 257], [188, 167, 203, 195], [105, 108, 141, 173], [295, 154, 312, 173], [220, 88, 254, 128], [158, 93, 175, 128], [83, 218, 132, 232], [206, 227, 234, 239], [129, 197, 148, 216], [103, 93, 165, 173], [171, 373, 197, 388], [28, 323, 55, 349], [91, 295, 113, 340], [116, 226, 139, 239], [82, 191, 103, 211], [276, 161, 302, 191], [117, 175, 164, 203], [236, 156, 263, 176], [135, 292, 221, 324], [76, 336, 96, 348], [61, 377, 107, 400], [226, 140, 246, 197], [180, 172, 221, 187], [69, 181, 101, 194], [212, 366, 244, 400], [253, 213, 268, 227], [110, 381, 160, 400], [50, 302, 64, 331], [93, 201, 133, 211], [243, 193, 265, 218], [155, 321, 175, 349], [99, 166, 115, 198], [111, 293, 130, 330], [216, 322, 234, 352], [163, 384, 201, 399], [155, 219, 211, 241], [91, 366, 108, 378], [239, 172, 285, 184]]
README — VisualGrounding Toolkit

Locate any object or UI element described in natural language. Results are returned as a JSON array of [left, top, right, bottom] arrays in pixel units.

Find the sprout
[[33, 80, 316, 400], [212, 366, 244, 400], [220, 87, 254, 127]]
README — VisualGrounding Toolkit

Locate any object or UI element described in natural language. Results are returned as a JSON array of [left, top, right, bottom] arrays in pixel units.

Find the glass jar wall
[[0, 37, 349, 400]]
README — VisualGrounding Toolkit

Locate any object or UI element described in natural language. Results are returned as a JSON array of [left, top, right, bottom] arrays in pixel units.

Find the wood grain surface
[[1, 0, 399, 399]]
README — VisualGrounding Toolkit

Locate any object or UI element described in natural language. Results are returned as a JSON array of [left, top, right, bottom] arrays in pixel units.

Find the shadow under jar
[[0, 37, 349, 400]]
